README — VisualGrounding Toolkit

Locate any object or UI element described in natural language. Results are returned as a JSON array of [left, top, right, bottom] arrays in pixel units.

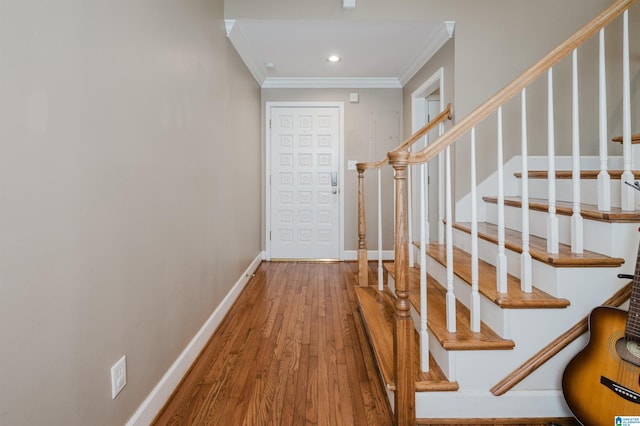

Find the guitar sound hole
[[615, 337, 640, 368]]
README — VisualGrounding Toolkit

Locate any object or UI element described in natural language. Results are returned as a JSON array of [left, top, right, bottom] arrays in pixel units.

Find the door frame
[[265, 101, 345, 261], [411, 67, 445, 244]]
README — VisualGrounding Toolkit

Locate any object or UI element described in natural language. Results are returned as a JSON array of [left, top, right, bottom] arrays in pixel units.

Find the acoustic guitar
[[562, 243, 640, 425]]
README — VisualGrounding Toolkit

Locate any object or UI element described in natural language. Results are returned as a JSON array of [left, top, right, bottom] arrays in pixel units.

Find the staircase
[[354, 1, 639, 424]]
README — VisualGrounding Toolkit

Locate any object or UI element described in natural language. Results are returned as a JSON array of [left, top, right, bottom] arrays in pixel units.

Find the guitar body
[[563, 306, 640, 425]]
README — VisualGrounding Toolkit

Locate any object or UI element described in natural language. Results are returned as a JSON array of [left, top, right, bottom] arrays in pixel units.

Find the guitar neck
[[626, 245, 640, 341]]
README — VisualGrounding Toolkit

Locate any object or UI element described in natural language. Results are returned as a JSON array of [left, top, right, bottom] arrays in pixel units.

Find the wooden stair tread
[[612, 133, 640, 143], [483, 195, 640, 223], [385, 266, 515, 351], [454, 221, 624, 267], [414, 242, 570, 309], [355, 286, 459, 392], [514, 170, 640, 179]]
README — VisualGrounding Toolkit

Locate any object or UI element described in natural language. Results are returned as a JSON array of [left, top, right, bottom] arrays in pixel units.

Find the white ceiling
[[225, 19, 455, 88]]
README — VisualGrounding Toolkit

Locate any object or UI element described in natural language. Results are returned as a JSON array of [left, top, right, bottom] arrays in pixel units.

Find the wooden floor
[[153, 261, 394, 425]]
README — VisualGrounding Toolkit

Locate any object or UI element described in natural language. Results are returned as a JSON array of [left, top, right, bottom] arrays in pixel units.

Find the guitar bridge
[[601, 376, 640, 404]]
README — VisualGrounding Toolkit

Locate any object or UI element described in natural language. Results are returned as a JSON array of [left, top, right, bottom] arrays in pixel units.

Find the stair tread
[[454, 221, 625, 267], [385, 265, 515, 351], [515, 170, 640, 179], [483, 195, 640, 223], [355, 286, 459, 392], [414, 242, 570, 309]]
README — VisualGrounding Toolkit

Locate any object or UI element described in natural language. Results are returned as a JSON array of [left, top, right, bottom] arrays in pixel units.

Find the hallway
[[153, 261, 394, 425]]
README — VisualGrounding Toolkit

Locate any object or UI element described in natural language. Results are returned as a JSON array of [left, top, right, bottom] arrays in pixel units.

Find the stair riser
[[484, 202, 639, 258], [425, 256, 509, 337], [451, 227, 627, 297], [525, 177, 624, 208], [423, 255, 615, 338], [414, 389, 573, 419]]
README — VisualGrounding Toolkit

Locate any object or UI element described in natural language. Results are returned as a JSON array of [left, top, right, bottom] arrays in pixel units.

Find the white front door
[[268, 105, 342, 260]]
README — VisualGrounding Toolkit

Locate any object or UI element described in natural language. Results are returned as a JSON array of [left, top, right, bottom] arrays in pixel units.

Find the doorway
[[266, 102, 344, 260], [411, 68, 445, 244]]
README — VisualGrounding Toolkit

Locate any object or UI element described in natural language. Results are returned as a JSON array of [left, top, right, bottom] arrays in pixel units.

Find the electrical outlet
[[111, 355, 127, 399]]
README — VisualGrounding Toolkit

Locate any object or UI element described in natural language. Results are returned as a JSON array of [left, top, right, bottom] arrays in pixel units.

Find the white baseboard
[[126, 252, 264, 426], [343, 249, 394, 261]]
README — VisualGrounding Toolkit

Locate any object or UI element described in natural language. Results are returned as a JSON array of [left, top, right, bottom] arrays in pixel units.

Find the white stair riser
[[525, 177, 624, 208], [451, 227, 627, 297], [484, 202, 639, 258], [425, 256, 509, 337]]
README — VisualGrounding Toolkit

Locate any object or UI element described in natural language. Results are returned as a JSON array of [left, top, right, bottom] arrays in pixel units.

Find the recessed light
[[327, 55, 341, 63]]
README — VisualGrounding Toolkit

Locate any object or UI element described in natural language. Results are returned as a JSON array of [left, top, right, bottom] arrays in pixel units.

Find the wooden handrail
[[408, 0, 636, 166], [356, 103, 452, 171], [490, 282, 632, 396]]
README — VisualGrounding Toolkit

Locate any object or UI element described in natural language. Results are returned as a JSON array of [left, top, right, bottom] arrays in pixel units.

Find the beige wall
[[0, 1, 261, 425], [262, 88, 402, 251]]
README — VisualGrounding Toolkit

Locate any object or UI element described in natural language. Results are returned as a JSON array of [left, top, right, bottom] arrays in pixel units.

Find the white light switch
[[348, 160, 358, 171]]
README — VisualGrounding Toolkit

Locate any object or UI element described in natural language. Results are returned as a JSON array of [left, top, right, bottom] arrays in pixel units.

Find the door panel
[[270, 107, 340, 259]]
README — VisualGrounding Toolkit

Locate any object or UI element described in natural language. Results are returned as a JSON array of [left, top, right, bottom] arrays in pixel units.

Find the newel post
[[388, 150, 415, 425], [357, 164, 369, 286]]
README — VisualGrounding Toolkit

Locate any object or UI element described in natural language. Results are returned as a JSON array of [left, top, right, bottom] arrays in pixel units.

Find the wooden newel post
[[357, 164, 369, 286], [388, 150, 415, 425]]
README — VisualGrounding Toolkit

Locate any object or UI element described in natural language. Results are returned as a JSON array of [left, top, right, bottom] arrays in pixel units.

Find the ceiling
[[225, 19, 455, 89]]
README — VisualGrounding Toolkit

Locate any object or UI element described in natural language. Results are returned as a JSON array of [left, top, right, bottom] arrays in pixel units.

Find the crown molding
[[398, 20, 455, 86], [225, 19, 266, 85], [261, 77, 402, 89]]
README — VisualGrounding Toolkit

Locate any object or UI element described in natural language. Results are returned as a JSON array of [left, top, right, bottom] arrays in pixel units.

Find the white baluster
[[496, 107, 508, 294], [598, 28, 611, 212], [419, 161, 429, 371], [547, 68, 559, 254], [470, 128, 480, 332], [521, 89, 532, 292], [408, 164, 414, 267], [571, 49, 584, 254], [438, 152, 445, 244], [621, 9, 634, 211], [378, 168, 384, 291], [445, 146, 456, 332]]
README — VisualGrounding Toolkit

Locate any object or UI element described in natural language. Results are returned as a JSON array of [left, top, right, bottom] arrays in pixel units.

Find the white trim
[[125, 253, 263, 426], [261, 77, 402, 89], [411, 67, 445, 131], [399, 21, 455, 86], [225, 20, 266, 85], [265, 102, 345, 261], [343, 250, 395, 261]]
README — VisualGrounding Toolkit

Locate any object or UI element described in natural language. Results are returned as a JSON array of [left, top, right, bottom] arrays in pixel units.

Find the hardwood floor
[[153, 261, 393, 425]]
